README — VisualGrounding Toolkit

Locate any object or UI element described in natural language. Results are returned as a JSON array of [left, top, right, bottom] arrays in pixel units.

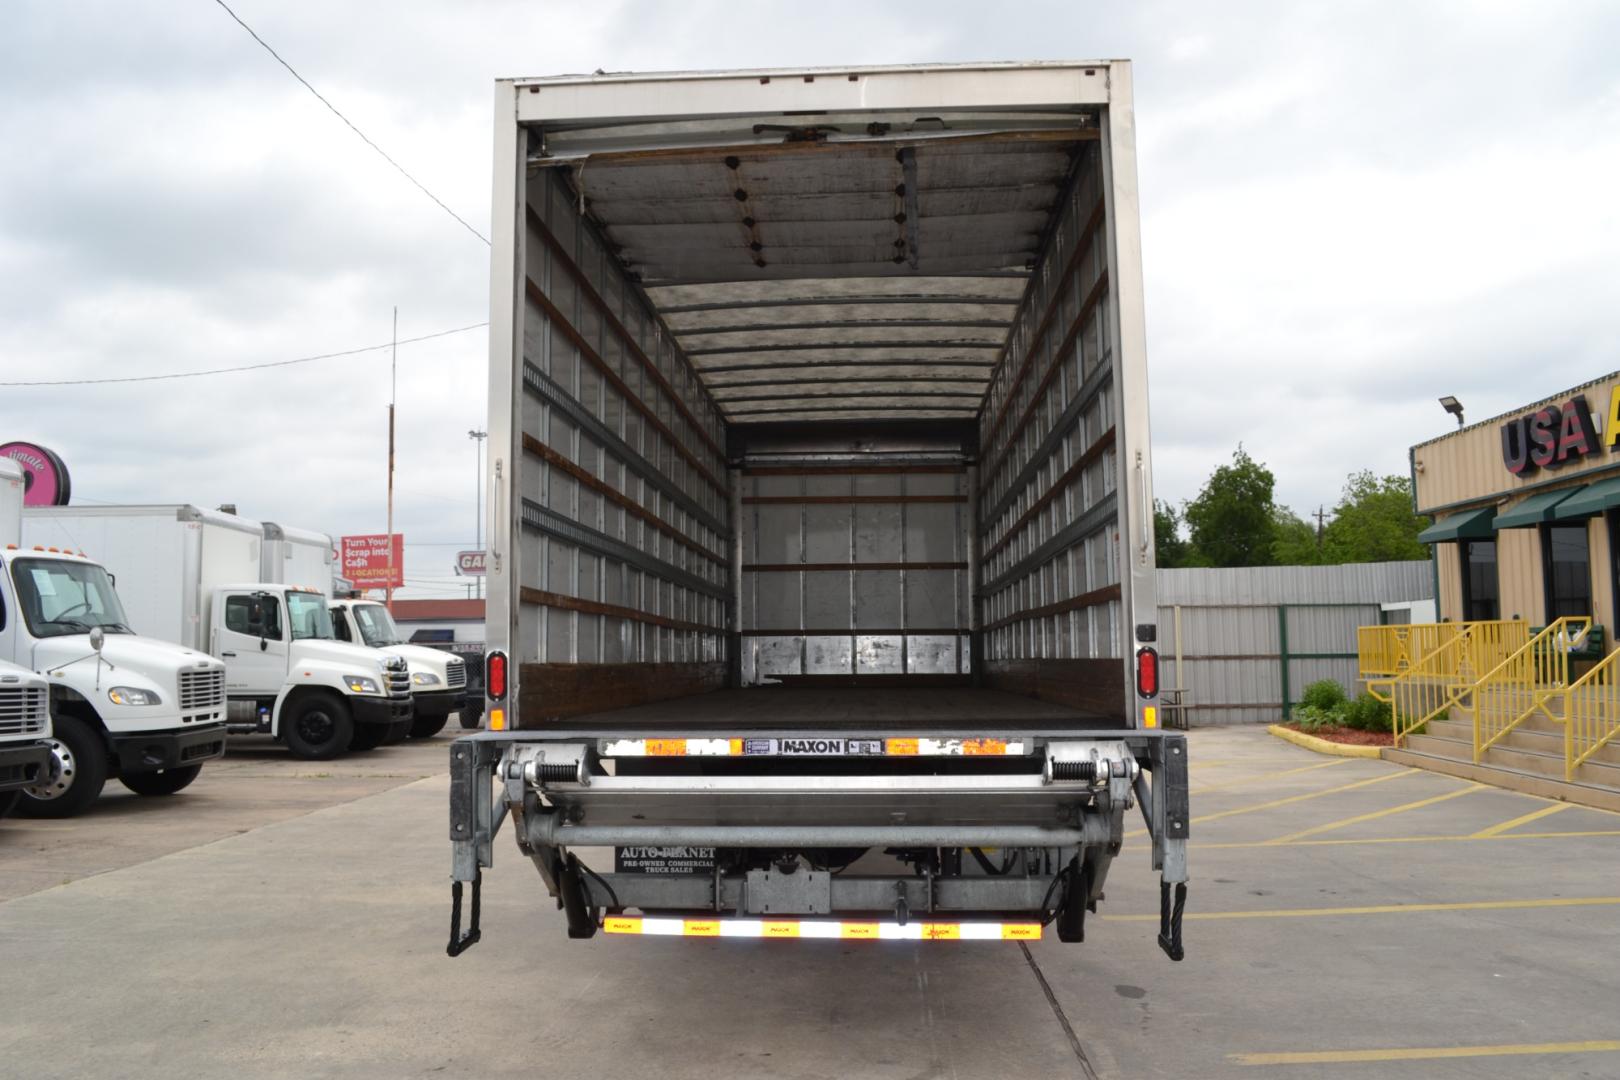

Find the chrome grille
[[385, 658, 411, 698], [179, 668, 226, 711], [445, 659, 467, 689], [0, 686, 49, 737]]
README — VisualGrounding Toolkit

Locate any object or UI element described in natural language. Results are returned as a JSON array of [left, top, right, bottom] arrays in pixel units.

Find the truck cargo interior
[[506, 65, 1150, 739]]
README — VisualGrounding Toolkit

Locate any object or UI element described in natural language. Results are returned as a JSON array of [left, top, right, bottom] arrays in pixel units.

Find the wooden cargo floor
[[561, 686, 1120, 731]]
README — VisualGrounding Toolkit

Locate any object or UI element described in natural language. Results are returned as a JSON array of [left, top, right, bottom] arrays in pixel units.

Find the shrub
[[1291, 705, 1340, 733], [1341, 693, 1392, 733], [1299, 679, 1348, 711]]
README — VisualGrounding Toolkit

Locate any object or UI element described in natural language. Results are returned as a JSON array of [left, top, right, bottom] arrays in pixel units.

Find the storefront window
[[1542, 524, 1591, 619], [1460, 540, 1499, 621]]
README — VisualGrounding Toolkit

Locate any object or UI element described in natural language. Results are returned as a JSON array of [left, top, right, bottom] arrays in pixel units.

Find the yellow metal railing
[[1548, 639, 1620, 780], [1470, 617, 1592, 761], [1368, 633, 1472, 747], [1357, 620, 1527, 681]]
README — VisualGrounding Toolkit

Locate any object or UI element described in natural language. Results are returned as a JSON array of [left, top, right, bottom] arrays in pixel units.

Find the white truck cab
[[329, 597, 467, 739], [0, 659, 53, 819]]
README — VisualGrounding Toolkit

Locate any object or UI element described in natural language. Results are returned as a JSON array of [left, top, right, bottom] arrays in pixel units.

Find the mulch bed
[[1280, 723, 1393, 747]]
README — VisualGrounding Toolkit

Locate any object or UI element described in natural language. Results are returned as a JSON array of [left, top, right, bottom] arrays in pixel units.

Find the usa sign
[[341, 534, 404, 589]]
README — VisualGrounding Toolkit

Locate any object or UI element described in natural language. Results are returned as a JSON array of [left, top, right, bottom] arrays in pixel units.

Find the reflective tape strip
[[599, 737, 1029, 757], [602, 917, 1042, 940]]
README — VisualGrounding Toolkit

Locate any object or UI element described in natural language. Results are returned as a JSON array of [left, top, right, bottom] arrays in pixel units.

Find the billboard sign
[[0, 441, 72, 506], [340, 534, 404, 589], [455, 550, 486, 576]]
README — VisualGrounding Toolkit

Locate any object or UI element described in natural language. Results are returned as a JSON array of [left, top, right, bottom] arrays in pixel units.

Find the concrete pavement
[[3, 726, 1618, 1079]]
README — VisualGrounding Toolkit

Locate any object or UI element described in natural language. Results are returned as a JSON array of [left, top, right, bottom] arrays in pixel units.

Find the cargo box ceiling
[[524, 69, 1100, 425]]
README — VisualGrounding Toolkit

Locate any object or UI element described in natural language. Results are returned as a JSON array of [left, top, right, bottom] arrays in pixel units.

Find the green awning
[[1416, 505, 1498, 543], [1554, 477, 1620, 519], [1493, 488, 1578, 529]]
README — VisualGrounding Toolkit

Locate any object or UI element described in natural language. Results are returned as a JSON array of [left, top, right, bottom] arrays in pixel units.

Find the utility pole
[[1313, 505, 1328, 549], [386, 307, 397, 613], [469, 429, 487, 600]]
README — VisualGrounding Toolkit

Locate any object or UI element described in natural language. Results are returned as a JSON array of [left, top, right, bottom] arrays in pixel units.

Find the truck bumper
[[353, 693, 413, 726], [110, 723, 228, 774], [412, 689, 460, 717], [0, 740, 53, 792]]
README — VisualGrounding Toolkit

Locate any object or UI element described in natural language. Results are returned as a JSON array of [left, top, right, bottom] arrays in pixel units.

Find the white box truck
[[446, 62, 1189, 958], [22, 506, 414, 760], [3, 464, 227, 816], [0, 661, 53, 819], [255, 519, 472, 738]]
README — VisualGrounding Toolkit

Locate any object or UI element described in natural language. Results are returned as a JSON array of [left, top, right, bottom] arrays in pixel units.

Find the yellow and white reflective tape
[[598, 736, 1030, 758], [603, 916, 1041, 940]]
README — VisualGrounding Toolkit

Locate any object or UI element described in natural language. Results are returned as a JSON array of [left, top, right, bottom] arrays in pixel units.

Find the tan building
[[1414, 371, 1620, 635]]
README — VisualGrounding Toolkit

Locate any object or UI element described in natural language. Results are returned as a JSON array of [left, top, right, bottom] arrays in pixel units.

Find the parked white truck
[[0, 660, 53, 819], [254, 520, 471, 739], [22, 506, 414, 760], [3, 466, 227, 816], [329, 596, 468, 739], [446, 62, 1189, 958]]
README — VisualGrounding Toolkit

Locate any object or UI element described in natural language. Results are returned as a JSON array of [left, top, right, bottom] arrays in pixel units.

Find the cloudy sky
[[3, 0, 1616, 598]]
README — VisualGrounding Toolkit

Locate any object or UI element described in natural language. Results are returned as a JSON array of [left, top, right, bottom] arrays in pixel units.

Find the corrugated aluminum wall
[[1156, 562, 1434, 725]]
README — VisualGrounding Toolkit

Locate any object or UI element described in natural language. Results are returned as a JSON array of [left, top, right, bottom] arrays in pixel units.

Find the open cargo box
[[453, 62, 1187, 956]]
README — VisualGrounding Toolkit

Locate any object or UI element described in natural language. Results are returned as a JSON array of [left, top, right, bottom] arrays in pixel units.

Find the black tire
[[382, 718, 411, 745], [17, 714, 108, 818], [120, 764, 202, 797], [282, 692, 353, 760], [409, 711, 449, 739], [0, 790, 19, 819], [458, 705, 484, 730], [348, 721, 389, 752]]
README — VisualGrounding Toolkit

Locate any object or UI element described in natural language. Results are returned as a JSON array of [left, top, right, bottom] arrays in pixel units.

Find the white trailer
[[3, 468, 226, 816], [447, 62, 1189, 957], [23, 506, 413, 760]]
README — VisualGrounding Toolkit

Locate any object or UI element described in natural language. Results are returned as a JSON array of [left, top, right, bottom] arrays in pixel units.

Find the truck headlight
[[108, 686, 162, 706], [344, 675, 381, 695], [412, 672, 443, 686]]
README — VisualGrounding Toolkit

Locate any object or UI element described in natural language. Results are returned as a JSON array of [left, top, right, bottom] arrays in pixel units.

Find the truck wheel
[[120, 764, 202, 797], [17, 715, 108, 818], [0, 790, 19, 819], [283, 693, 353, 760], [459, 705, 484, 730], [409, 712, 449, 739], [382, 718, 411, 745]]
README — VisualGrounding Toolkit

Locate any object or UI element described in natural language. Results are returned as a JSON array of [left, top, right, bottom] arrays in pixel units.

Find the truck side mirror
[[89, 626, 105, 653]]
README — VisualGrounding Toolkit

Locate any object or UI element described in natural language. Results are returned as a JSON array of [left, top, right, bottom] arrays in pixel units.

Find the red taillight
[[486, 651, 508, 701], [1136, 647, 1158, 698]]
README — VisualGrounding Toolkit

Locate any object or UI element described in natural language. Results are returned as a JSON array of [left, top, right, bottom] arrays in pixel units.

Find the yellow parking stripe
[[1472, 802, 1574, 838], [1266, 783, 1485, 843], [1191, 758, 1350, 795], [1232, 1039, 1620, 1066], [1125, 768, 1412, 839], [1104, 896, 1620, 922], [1197, 828, 1620, 850]]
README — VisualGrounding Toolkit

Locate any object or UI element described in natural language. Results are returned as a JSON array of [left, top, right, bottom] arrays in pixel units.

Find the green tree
[[1271, 507, 1324, 565], [1154, 499, 1189, 568], [1321, 472, 1430, 563], [1183, 446, 1280, 567]]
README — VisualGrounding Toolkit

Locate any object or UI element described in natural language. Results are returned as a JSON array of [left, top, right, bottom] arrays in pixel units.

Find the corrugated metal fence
[[1158, 562, 1433, 726]]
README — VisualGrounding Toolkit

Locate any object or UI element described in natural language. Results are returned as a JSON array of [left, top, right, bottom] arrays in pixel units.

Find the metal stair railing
[[1545, 639, 1620, 781], [1357, 620, 1526, 681], [1470, 617, 1593, 762], [1365, 621, 1530, 748]]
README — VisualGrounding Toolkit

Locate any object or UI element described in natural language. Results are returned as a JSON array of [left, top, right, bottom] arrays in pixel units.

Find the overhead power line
[[210, 0, 491, 246], [1, 322, 487, 388]]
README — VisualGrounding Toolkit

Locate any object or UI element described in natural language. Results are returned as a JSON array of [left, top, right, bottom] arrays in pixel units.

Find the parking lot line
[[1190, 758, 1350, 795], [1198, 827, 1620, 850], [1471, 801, 1574, 837], [1103, 895, 1620, 922], [1231, 1039, 1620, 1066], [1265, 782, 1485, 843]]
